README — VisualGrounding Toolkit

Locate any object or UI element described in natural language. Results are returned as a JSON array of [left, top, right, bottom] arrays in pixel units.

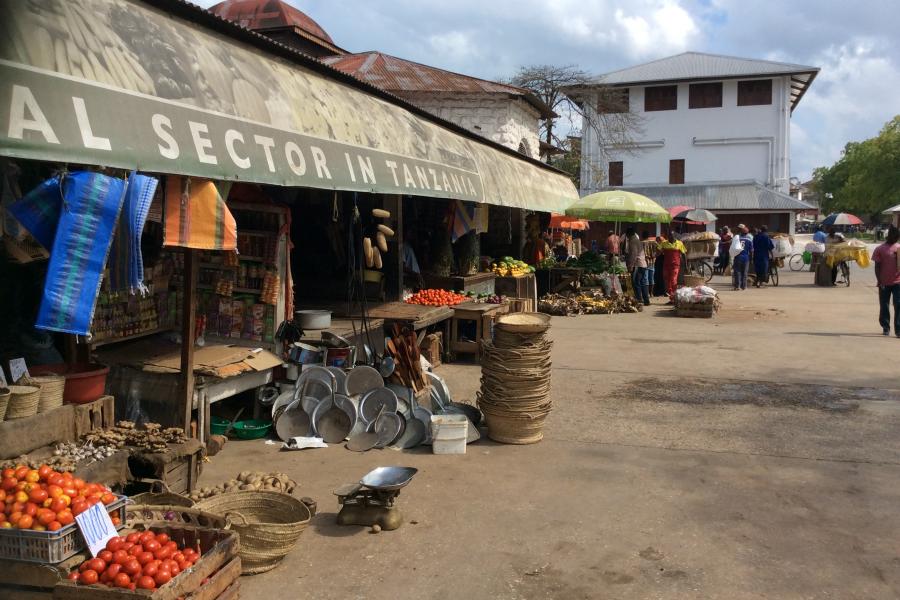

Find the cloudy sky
[[199, 0, 899, 181]]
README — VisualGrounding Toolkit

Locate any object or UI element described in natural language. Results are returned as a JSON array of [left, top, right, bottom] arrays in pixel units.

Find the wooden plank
[[180, 249, 199, 436], [186, 557, 241, 600], [213, 581, 240, 600]]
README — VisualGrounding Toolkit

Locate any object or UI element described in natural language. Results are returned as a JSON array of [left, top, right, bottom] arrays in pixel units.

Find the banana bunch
[[491, 257, 534, 278]]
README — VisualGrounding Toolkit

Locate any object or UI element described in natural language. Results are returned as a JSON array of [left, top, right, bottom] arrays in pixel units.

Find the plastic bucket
[[29, 363, 109, 405], [430, 414, 468, 455]]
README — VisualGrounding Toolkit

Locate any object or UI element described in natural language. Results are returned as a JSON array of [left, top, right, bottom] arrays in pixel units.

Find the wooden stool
[[449, 302, 509, 360]]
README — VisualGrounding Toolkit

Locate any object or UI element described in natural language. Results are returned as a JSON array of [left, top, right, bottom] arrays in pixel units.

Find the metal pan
[[392, 414, 426, 449], [297, 366, 338, 400], [312, 387, 356, 444], [271, 391, 295, 419], [275, 400, 311, 441], [374, 412, 404, 448], [360, 466, 418, 491], [346, 365, 384, 396], [359, 387, 399, 423]]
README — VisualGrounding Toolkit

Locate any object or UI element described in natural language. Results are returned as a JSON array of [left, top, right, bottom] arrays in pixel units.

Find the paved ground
[[200, 258, 900, 600]]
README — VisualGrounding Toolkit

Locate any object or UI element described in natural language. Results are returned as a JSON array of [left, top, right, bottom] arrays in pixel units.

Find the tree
[[813, 116, 900, 221], [508, 64, 643, 172]]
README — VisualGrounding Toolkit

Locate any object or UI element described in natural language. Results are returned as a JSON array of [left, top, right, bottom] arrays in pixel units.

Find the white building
[[572, 52, 819, 233]]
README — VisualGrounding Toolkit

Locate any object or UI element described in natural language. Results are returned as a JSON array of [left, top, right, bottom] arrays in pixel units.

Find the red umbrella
[[667, 205, 704, 226]]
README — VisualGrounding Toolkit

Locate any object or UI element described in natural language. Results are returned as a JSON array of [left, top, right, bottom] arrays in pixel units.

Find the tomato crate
[[0, 495, 127, 564], [53, 525, 240, 600]]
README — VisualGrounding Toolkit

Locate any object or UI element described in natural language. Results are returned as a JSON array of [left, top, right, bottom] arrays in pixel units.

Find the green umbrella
[[565, 191, 671, 224]]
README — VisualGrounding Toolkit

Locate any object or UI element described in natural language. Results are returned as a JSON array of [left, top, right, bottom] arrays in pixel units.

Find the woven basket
[[683, 275, 705, 288], [0, 388, 9, 422], [494, 312, 551, 335], [22, 374, 65, 413], [126, 504, 226, 529], [195, 491, 312, 575], [482, 409, 550, 444], [130, 481, 194, 508], [5, 385, 40, 419]]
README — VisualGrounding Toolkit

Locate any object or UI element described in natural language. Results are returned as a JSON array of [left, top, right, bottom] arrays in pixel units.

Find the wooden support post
[[394, 195, 404, 300], [179, 248, 198, 436]]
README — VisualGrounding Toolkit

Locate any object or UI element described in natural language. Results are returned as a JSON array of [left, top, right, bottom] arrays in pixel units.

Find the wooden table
[[449, 302, 509, 359], [423, 272, 497, 295]]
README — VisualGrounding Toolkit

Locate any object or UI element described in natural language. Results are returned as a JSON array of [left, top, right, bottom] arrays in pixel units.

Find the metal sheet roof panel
[[613, 182, 813, 211]]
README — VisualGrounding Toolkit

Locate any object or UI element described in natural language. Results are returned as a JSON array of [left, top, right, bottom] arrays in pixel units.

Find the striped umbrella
[[821, 212, 863, 226]]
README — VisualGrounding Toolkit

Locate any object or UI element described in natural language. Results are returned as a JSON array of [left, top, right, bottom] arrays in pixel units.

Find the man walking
[[872, 225, 900, 337], [625, 227, 650, 306], [732, 225, 752, 291]]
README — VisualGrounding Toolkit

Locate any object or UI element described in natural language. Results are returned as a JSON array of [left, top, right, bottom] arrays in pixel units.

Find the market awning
[[0, 0, 577, 213]]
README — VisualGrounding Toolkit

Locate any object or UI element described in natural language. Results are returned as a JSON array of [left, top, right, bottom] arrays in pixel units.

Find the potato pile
[[187, 471, 297, 502]]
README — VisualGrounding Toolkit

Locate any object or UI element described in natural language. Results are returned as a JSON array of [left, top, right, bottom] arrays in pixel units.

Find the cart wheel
[[697, 261, 713, 283], [770, 265, 779, 287], [788, 254, 804, 271]]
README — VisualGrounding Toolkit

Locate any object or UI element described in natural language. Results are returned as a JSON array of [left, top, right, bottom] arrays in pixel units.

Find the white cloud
[[790, 39, 900, 178], [615, 1, 698, 57], [427, 31, 479, 66]]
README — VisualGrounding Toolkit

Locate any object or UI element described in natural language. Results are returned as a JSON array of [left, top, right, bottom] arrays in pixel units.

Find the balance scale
[[334, 466, 417, 531]]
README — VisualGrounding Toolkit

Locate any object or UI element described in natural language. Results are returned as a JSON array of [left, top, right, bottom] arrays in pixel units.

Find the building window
[[644, 85, 677, 111], [517, 140, 530, 157], [669, 159, 685, 184], [608, 161, 623, 186], [598, 88, 629, 114], [737, 79, 772, 106], [688, 82, 723, 109]]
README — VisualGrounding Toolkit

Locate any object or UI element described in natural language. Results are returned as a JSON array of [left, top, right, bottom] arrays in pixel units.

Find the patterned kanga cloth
[[164, 176, 237, 251]]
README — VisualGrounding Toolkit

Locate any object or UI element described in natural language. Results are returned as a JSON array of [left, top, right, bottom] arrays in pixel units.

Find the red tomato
[[128, 544, 144, 557], [154, 570, 171, 586], [126, 532, 141, 544], [114, 572, 131, 588], [137, 551, 155, 565], [106, 536, 125, 552], [112, 550, 130, 565], [137, 574, 156, 589], [144, 539, 161, 553], [66, 571, 80, 581], [124, 558, 142, 576], [37, 465, 53, 481], [121, 541, 134, 552], [47, 521, 62, 531], [155, 533, 170, 545], [155, 545, 173, 560], [101, 563, 121, 583], [81, 569, 99, 585], [142, 562, 159, 577], [98, 550, 113, 563], [171, 552, 185, 563], [139, 531, 155, 545], [86, 558, 106, 573]]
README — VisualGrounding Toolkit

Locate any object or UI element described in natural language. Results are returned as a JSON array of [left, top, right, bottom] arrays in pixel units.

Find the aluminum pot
[[294, 310, 332, 330]]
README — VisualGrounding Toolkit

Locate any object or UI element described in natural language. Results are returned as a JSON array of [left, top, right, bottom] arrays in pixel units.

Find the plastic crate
[[0, 494, 127, 563]]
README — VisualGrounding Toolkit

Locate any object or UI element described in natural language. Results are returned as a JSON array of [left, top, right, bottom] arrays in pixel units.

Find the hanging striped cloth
[[450, 199, 477, 242], [107, 172, 158, 294], [7, 175, 63, 250], [163, 176, 237, 250], [25, 172, 127, 336]]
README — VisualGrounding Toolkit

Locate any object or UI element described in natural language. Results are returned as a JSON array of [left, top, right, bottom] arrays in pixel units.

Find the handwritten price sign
[[75, 501, 118, 557]]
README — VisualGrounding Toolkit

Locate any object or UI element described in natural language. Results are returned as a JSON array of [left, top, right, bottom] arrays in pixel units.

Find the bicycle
[[686, 257, 714, 283], [788, 253, 807, 271], [769, 260, 779, 287], [834, 260, 850, 287]]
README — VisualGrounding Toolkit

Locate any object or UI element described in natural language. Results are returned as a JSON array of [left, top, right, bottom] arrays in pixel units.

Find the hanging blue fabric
[[107, 172, 158, 294], [12, 172, 128, 336]]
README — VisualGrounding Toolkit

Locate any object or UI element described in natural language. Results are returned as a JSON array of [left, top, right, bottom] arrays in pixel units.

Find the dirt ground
[[200, 258, 900, 600]]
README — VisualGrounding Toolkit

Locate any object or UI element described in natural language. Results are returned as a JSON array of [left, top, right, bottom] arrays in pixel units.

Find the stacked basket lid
[[3, 385, 40, 420], [21, 374, 65, 413], [477, 313, 553, 444]]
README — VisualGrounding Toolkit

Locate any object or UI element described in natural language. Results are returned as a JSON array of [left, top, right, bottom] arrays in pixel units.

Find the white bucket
[[430, 414, 468, 455]]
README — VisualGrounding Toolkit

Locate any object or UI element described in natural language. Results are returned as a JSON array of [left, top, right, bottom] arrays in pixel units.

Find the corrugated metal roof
[[210, 0, 333, 43], [614, 181, 813, 211], [883, 203, 900, 214], [324, 52, 555, 118], [588, 52, 819, 110]]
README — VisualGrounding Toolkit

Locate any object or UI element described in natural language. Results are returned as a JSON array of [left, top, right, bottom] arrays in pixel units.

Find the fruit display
[[491, 257, 535, 277], [67, 530, 202, 590], [187, 471, 297, 502], [538, 291, 644, 316], [536, 257, 558, 269], [0, 464, 119, 530], [405, 289, 468, 306]]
